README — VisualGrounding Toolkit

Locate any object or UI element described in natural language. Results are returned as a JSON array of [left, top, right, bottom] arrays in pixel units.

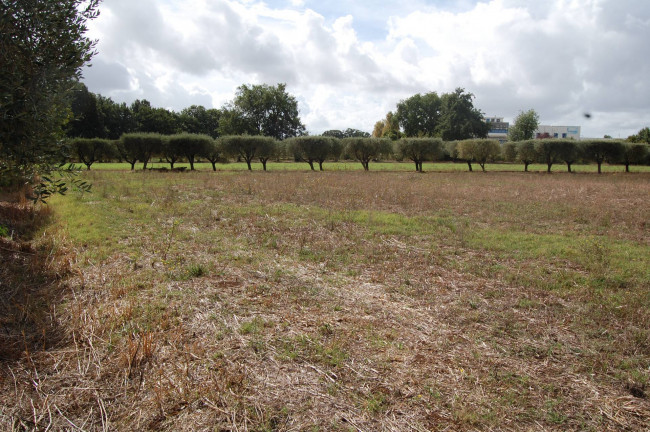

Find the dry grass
[[1, 170, 649, 431]]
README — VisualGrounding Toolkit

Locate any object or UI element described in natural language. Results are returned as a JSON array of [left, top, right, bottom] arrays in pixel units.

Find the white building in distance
[[485, 116, 509, 143], [535, 125, 581, 140]]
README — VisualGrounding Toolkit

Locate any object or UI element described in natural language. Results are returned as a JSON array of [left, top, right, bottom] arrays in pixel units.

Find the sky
[[81, 0, 650, 138]]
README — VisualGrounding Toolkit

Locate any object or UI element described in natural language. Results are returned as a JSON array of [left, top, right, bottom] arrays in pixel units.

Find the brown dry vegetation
[[1, 170, 649, 431]]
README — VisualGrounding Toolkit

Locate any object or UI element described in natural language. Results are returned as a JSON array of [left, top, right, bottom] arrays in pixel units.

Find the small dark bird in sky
[[584, 112, 592, 119]]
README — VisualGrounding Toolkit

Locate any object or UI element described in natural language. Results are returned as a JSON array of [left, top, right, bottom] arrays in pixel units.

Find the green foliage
[[627, 127, 650, 144], [556, 140, 582, 172], [70, 138, 116, 170], [130, 99, 179, 135], [178, 105, 221, 137], [343, 138, 392, 171], [508, 110, 540, 141], [458, 139, 501, 171], [167, 133, 213, 170], [619, 142, 648, 172], [438, 88, 489, 141], [396, 137, 444, 172], [582, 139, 625, 173], [534, 139, 566, 173], [66, 82, 103, 138], [395, 92, 442, 137], [502, 142, 518, 162], [322, 129, 369, 139], [288, 136, 341, 171], [118, 133, 164, 170], [372, 112, 402, 139], [31, 164, 91, 204], [202, 139, 225, 171], [387, 89, 487, 141], [0, 0, 100, 198], [228, 83, 305, 140], [220, 135, 277, 171], [516, 140, 537, 171]]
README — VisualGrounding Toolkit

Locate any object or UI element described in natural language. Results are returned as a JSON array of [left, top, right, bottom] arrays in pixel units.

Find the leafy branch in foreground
[[30, 164, 92, 204], [0, 0, 101, 200]]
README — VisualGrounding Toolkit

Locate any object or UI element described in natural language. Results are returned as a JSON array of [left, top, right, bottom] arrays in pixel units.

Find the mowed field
[[1, 169, 649, 431]]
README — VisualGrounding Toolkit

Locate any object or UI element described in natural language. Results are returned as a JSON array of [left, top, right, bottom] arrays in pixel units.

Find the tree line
[[66, 82, 307, 141], [70, 133, 650, 173]]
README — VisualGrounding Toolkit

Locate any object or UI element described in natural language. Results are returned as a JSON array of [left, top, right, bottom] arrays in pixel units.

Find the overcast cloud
[[81, 0, 650, 138]]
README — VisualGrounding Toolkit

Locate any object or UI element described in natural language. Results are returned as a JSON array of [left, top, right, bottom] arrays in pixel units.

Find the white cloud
[[82, 0, 650, 137]]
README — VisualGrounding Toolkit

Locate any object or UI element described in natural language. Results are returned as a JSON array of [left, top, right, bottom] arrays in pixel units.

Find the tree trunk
[[414, 160, 419, 172], [567, 162, 572, 173], [130, 161, 136, 170], [547, 162, 552, 173], [479, 162, 486, 172], [211, 161, 217, 171], [524, 162, 529, 172], [246, 159, 252, 171], [597, 161, 602, 174], [318, 161, 324, 171], [262, 160, 267, 171], [466, 161, 473, 172], [189, 155, 195, 171], [308, 161, 314, 171], [625, 163, 630, 173]]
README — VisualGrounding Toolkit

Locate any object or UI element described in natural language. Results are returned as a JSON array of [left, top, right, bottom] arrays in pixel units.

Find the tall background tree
[[508, 109, 540, 141], [1, 0, 100, 197], [438, 88, 489, 141], [375, 88, 487, 141], [395, 92, 442, 137], [228, 83, 305, 140]]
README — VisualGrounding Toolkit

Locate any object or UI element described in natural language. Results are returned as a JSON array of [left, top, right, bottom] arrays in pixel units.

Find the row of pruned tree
[[70, 134, 650, 173], [502, 139, 649, 173]]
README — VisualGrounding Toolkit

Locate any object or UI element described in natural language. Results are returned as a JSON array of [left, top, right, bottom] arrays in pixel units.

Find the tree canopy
[[508, 109, 540, 141], [376, 88, 487, 141], [229, 83, 305, 140], [1, 0, 100, 197]]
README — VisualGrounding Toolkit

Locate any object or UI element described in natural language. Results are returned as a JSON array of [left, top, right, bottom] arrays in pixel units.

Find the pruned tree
[[516, 140, 537, 172], [70, 138, 115, 170], [343, 138, 392, 171], [458, 139, 501, 172], [118, 133, 163, 170], [396, 138, 443, 172], [161, 136, 181, 169], [256, 137, 277, 171], [221, 135, 277, 171], [202, 139, 225, 171], [556, 140, 581, 173], [582, 139, 624, 174], [620, 142, 648, 172], [534, 139, 565, 173], [168, 133, 213, 170], [288, 136, 341, 171]]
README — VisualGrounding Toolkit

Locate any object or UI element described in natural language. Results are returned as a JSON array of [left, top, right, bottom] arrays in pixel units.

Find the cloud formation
[[82, 0, 650, 138]]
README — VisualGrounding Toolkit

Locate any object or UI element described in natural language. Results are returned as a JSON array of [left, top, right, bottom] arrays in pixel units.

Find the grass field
[[1, 169, 649, 430]]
